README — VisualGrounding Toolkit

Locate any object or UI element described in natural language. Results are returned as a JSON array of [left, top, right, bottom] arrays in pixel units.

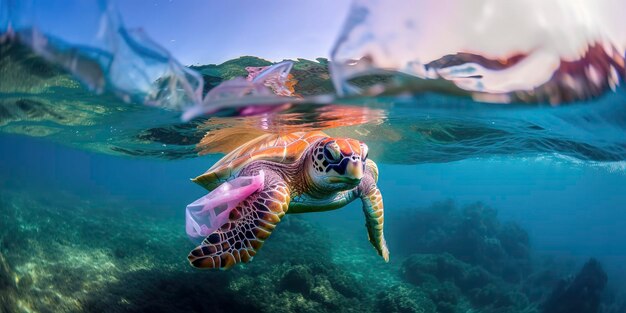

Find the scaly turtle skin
[[188, 131, 389, 269]]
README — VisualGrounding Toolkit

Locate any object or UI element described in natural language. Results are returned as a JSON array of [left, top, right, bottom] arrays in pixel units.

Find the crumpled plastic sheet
[[185, 170, 265, 242], [1, 0, 204, 113], [330, 0, 626, 104], [181, 61, 295, 121], [0, 0, 296, 121]]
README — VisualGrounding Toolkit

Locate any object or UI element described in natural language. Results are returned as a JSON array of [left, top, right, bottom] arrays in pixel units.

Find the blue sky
[[117, 0, 352, 65], [21, 0, 351, 65]]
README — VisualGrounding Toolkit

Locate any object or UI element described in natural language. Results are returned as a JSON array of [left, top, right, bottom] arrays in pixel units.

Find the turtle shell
[[193, 131, 328, 191]]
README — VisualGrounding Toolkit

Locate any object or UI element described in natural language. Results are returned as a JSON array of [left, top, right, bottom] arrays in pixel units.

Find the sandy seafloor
[[1, 133, 626, 313]]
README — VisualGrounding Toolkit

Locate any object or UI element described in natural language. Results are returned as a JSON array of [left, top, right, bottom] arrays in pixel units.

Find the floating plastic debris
[[185, 170, 265, 241], [1, 0, 204, 112], [0, 0, 304, 121], [3, 0, 626, 123], [181, 61, 297, 121], [330, 0, 626, 104], [245, 61, 298, 97]]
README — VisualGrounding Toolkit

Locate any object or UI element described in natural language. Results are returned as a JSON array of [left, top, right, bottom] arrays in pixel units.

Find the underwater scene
[[2, 0, 626, 312]]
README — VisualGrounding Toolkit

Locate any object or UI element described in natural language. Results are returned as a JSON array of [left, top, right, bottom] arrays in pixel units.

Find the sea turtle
[[188, 131, 388, 269]]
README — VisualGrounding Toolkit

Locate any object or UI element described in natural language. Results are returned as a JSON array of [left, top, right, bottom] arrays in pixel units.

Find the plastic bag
[[185, 170, 265, 240]]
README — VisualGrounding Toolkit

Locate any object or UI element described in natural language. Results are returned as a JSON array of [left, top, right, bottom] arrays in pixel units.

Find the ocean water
[[3, 1, 626, 313], [2, 97, 626, 313], [2, 127, 626, 313]]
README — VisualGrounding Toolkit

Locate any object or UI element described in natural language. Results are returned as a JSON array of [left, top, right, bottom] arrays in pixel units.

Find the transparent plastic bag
[[185, 170, 265, 241]]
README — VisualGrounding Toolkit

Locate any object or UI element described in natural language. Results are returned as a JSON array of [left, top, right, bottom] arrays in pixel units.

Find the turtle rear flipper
[[188, 177, 291, 269]]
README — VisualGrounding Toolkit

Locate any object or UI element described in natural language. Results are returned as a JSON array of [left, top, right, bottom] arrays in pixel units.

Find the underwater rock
[[0, 253, 19, 313], [310, 276, 341, 309], [217, 215, 376, 312], [468, 284, 530, 312], [601, 291, 626, 313], [520, 256, 579, 306], [391, 201, 531, 282], [376, 285, 436, 313], [81, 268, 257, 313], [402, 253, 494, 293], [10, 182, 620, 313], [226, 262, 367, 313], [0, 253, 14, 291], [542, 258, 608, 313], [402, 253, 533, 313], [279, 265, 315, 295], [324, 269, 362, 299]]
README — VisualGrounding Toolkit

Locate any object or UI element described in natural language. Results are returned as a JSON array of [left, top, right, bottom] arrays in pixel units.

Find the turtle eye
[[323, 142, 342, 163]]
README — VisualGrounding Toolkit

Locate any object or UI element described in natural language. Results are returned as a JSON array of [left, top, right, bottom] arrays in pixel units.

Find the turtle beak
[[346, 160, 364, 181]]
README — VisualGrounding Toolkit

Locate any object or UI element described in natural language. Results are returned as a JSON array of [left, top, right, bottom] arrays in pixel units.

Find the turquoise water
[[2, 115, 626, 312], [3, 1, 626, 312]]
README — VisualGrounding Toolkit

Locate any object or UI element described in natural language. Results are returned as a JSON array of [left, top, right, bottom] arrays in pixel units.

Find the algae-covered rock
[[0, 253, 19, 313], [392, 201, 531, 282], [280, 265, 315, 295], [402, 253, 491, 289], [325, 269, 362, 298], [0, 253, 13, 291], [401, 253, 534, 313], [542, 258, 607, 313], [376, 284, 436, 313], [310, 276, 341, 309]]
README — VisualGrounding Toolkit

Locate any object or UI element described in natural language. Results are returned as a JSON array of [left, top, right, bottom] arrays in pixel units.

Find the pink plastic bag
[[185, 171, 265, 241]]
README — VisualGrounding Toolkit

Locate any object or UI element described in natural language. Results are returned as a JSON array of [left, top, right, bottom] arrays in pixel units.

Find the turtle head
[[307, 137, 369, 192]]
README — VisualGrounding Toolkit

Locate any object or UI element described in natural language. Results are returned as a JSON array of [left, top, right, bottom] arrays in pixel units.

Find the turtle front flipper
[[359, 160, 389, 262], [188, 175, 291, 269]]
